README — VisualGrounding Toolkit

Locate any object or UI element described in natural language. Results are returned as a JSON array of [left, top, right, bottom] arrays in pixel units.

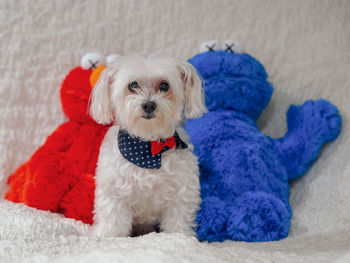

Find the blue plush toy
[[185, 49, 342, 242]]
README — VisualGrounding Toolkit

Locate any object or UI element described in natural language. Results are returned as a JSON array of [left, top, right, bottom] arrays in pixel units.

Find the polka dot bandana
[[118, 129, 188, 169]]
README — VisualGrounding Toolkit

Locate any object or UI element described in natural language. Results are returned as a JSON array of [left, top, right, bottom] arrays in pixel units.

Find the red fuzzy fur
[[5, 67, 109, 225]]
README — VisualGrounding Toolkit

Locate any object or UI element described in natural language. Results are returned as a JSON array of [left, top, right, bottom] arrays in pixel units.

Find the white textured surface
[[0, 0, 349, 262]]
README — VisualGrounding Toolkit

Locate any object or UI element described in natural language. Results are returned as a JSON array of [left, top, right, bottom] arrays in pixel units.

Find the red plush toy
[[5, 53, 112, 224]]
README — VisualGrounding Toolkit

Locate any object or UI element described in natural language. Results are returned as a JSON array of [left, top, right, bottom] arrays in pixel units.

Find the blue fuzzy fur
[[185, 51, 342, 242]]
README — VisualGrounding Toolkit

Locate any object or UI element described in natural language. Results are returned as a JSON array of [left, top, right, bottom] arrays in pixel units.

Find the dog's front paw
[[160, 209, 198, 237], [161, 216, 197, 236], [161, 225, 196, 237], [89, 223, 130, 238]]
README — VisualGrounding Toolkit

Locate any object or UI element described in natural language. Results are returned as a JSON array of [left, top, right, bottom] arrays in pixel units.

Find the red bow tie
[[151, 136, 176, 155]]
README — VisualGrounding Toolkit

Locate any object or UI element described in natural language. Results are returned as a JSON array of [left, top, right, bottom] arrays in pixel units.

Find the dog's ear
[[89, 66, 116, 124], [177, 62, 207, 119]]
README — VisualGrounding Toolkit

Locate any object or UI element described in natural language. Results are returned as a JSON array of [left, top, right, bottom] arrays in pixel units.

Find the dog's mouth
[[142, 114, 155, 120]]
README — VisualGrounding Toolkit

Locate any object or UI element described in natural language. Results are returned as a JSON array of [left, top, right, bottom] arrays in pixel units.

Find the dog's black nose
[[142, 101, 157, 114]]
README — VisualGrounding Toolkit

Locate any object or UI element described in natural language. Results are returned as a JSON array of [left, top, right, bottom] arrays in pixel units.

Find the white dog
[[89, 54, 207, 237]]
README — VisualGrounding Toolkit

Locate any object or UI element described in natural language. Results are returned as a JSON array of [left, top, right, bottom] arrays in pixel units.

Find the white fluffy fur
[[89, 55, 206, 237]]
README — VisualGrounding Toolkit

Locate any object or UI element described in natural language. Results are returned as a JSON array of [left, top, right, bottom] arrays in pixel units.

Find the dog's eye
[[128, 81, 139, 92], [159, 81, 169, 92]]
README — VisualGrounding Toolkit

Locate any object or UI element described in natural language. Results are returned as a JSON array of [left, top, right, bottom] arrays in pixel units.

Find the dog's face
[[89, 55, 207, 140]]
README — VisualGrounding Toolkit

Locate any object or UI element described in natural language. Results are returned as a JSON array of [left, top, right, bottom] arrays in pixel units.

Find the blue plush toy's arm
[[274, 99, 342, 181]]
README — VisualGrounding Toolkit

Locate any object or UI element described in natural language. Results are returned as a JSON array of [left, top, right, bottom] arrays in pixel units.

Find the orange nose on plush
[[90, 65, 107, 88]]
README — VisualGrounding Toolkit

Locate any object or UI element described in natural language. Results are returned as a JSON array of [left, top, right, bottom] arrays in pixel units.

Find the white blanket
[[0, 0, 349, 262]]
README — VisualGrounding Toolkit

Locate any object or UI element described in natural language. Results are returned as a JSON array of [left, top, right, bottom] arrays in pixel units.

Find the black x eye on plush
[[206, 44, 216, 52], [199, 41, 245, 54], [224, 43, 235, 52]]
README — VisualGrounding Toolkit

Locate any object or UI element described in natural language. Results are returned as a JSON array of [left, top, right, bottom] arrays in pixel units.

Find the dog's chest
[[96, 125, 196, 222], [123, 149, 182, 196], [119, 152, 184, 221]]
